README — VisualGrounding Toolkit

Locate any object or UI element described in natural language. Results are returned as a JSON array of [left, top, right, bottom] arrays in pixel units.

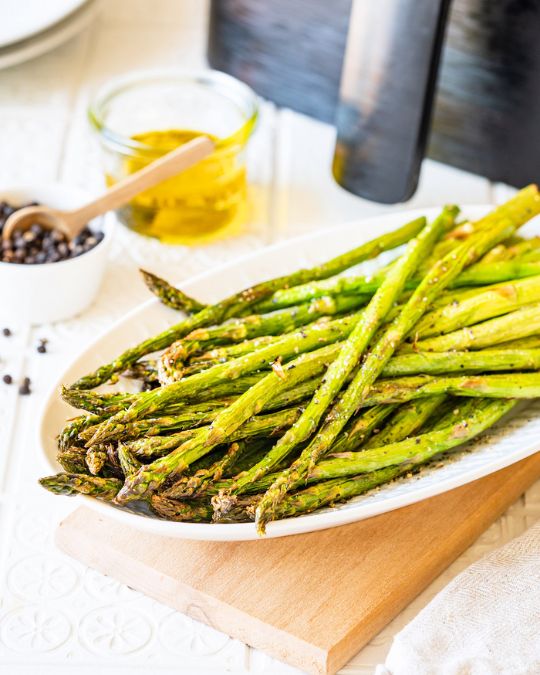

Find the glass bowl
[[88, 69, 259, 245]]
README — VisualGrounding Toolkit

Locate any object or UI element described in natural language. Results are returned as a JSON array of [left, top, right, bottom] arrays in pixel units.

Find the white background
[[0, 1, 538, 673]]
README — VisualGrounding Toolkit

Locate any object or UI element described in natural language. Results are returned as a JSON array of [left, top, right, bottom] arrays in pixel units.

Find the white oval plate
[[39, 206, 540, 540], [0, 0, 97, 71], [0, 0, 88, 48]]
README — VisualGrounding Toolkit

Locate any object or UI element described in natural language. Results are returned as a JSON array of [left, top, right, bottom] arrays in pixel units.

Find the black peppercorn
[[19, 377, 31, 395]]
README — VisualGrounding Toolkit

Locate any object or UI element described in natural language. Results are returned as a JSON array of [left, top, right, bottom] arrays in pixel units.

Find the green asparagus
[[71, 216, 426, 389], [253, 190, 539, 532]]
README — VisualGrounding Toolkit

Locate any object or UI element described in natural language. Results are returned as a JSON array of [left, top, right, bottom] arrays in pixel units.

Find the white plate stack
[[0, 0, 98, 70]]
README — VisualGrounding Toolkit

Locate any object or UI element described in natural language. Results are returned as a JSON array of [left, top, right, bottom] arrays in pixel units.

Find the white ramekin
[[0, 184, 112, 324]]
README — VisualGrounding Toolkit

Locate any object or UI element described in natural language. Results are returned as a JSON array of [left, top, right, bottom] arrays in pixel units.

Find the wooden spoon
[[2, 136, 214, 241]]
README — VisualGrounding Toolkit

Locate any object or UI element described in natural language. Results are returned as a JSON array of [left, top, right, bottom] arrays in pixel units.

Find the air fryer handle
[[333, 0, 452, 204]]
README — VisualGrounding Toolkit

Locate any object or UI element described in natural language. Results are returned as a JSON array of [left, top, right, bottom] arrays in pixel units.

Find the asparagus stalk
[[384, 348, 540, 376], [61, 387, 133, 414], [115, 341, 350, 499], [266, 408, 479, 520], [39, 473, 122, 500], [56, 446, 88, 474], [483, 236, 540, 262], [175, 441, 249, 498], [150, 495, 214, 522], [117, 444, 142, 477], [140, 269, 206, 313], [58, 414, 106, 451], [257, 187, 540, 312], [415, 276, 540, 338], [86, 446, 108, 475], [124, 405, 306, 459], [498, 335, 540, 350], [208, 401, 469, 502], [183, 274, 540, 373], [360, 372, 540, 405], [257, 260, 540, 311], [363, 396, 445, 448], [119, 365, 540, 500], [79, 397, 236, 444], [326, 405, 397, 455], [253, 191, 539, 532], [222, 209, 454, 507], [302, 398, 515, 479], [166, 406, 395, 500], [415, 303, 540, 352], [160, 293, 367, 378], [78, 347, 540, 452], [71, 216, 426, 390], [89, 312, 361, 446], [122, 360, 159, 385]]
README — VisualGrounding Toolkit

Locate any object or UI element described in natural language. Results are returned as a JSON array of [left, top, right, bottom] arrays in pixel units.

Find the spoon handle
[[67, 136, 214, 232]]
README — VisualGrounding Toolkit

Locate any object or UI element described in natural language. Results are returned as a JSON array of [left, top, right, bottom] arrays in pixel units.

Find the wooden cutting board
[[56, 453, 540, 675]]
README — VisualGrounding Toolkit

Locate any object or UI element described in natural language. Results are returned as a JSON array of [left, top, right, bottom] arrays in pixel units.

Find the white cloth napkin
[[376, 521, 540, 675]]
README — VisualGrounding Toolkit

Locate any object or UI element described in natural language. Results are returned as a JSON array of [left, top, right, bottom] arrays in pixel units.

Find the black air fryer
[[208, 0, 540, 203]]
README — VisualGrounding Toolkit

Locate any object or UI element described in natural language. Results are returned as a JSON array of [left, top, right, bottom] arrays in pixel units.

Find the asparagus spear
[[213, 400, 492, 520], [39, 473, 122, 500], [115, 341, 350, 499], [257, 260, 540, 311], [79, 397, 236, 444], [384, 348, 540, 376], [498, 335, 540, 350], [208, 401, 469, 502], [167, 405, 396, 500], [182, 274, 540, 372], [84, 347, 540, 453], [357, 372, 540, 405], [87, 314, 360, 445], [268, 469, 408, 521], [122, 360, 159, 385], [71, 216, 426, 390], [219, 209, 454, 507], [140, 269, 206, 313], [363, 396, 445, 448], [160, 293, 367, 374], [300, 398, 515, 479], [160, 334, 283, 384], [150, 494, 214, 522], [415, 303, 540, 352], [58, 414, 106, 451], [120, 344, 540, 445], [253, 191, 539, 532], [482, 236, 540, 263], [56, 446, 88, 474], [119, 364, 540, 499], [86, 446, 108, 475], [61, 387, 133, 414], [124, 405, 306, 459], [117, 444, 142, 477], [325, 405, 397, 455], [414, 276, 540, 338], [176, 441, 248, 498], [257, 187, 540, 312]]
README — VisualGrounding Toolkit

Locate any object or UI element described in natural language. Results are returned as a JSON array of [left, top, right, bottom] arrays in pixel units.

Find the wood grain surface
[[56, 452, 540, 675]]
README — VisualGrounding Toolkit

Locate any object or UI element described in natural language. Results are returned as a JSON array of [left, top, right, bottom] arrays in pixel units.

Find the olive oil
[[109, 129, 248, 245]]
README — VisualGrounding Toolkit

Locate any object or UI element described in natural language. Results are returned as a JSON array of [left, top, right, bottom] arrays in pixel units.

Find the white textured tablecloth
[[377, 522, 540, 675]]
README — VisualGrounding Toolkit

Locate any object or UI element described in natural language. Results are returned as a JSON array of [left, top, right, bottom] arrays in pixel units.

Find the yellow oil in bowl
[[90, 70, 259, 245], [109, 129, 248, 245]]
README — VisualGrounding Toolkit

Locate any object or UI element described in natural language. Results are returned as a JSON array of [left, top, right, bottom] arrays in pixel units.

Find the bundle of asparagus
[[40, 186, 540, 535]]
